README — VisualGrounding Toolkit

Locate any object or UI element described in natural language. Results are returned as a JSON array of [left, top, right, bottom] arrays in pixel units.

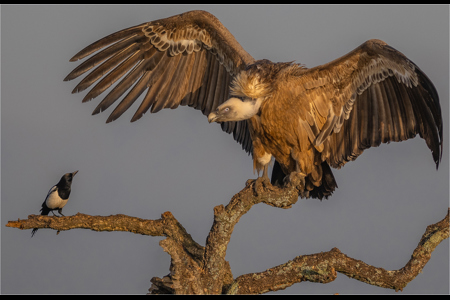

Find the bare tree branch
[[232, 208, 449, 294], [6, 211, 204, 261], [201, 175, 304, 293], [5, 176, 448, 294]]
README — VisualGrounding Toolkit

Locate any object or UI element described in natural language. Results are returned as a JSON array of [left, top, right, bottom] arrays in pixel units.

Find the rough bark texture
[[6, 176, 449, 294]]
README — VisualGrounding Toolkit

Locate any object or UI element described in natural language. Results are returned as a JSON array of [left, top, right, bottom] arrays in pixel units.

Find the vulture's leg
[[246, 164, 276, 195], [286, 172, 306, 189], [284, 162, 306, 192]]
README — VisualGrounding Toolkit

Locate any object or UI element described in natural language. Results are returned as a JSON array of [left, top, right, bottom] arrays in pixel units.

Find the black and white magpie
[[31, 171, 78, 237]]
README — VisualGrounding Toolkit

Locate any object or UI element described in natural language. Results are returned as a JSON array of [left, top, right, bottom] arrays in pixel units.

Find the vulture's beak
[[208, 112, 218, 123]]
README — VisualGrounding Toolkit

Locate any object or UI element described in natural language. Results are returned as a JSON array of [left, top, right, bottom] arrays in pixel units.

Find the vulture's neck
[[234, 98, 264, 120]]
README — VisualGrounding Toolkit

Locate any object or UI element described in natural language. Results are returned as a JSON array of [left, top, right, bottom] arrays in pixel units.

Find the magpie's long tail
[[31, 205, 51, 238], [31, 228, 39, 238]]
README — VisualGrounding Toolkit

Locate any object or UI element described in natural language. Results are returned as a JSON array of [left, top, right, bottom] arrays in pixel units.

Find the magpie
[[31, 171, 78, 237]]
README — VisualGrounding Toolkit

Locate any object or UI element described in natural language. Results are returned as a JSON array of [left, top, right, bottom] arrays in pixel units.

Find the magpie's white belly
[[46, 192, 68, 209]]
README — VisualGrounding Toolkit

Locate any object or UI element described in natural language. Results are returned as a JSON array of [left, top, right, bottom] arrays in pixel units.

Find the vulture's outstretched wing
[[64, 10, 255, 153], [293, 39, 442, 169]]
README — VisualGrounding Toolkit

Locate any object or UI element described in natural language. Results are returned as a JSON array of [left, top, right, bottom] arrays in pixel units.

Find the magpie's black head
[[57, 170, 78, 187]]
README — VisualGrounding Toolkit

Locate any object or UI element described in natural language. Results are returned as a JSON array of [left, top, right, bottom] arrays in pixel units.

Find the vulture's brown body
[[65, 10, 442, 199]]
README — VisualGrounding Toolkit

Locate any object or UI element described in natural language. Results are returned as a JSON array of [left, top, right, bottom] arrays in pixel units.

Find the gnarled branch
[[233, 205, 449, 293], [5, 176, 448, 294]]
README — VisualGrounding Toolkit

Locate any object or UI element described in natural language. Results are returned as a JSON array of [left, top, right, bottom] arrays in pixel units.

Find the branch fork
[[6, 176, 449, 294]]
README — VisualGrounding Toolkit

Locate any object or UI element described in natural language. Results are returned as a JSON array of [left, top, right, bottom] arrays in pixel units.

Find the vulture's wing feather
[[296, 39, 442, 169], [65, 10, 255, 153]]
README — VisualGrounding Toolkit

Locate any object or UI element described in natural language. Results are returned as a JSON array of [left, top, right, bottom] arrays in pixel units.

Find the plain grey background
[[1, 4, 448, 294]]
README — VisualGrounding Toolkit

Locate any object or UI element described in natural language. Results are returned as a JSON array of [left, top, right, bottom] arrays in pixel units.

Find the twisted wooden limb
[[6, 211, 204, 262], [201, 174, 304, 293], [233, 206, 449, 293], [5, 176, 448, 294]]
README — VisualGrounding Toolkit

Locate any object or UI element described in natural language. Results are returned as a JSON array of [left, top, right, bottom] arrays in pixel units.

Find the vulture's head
[[208, 97, 262, 123], [208, 64, 275, 123]]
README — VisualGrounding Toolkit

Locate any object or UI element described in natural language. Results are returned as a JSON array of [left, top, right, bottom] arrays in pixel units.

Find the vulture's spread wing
[[64, 10, 255, 153], [294, 39, 442, 169]]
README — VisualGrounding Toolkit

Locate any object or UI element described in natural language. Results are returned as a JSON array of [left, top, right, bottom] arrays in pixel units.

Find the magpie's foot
[[51, 211, 60, 217], [51, 211, 65, 217]]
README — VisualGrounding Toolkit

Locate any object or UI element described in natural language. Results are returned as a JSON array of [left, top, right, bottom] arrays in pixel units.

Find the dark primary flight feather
[[292, 40, 443, 170], [64, 10, 442, 199], [64, 10, 255, 153]]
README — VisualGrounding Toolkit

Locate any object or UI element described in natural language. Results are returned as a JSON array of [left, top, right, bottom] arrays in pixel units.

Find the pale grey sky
[[2, 4, 449, 294]]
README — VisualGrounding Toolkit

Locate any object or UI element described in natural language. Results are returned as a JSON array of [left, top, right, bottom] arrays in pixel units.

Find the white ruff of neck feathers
[[225, 97, 264, 120]]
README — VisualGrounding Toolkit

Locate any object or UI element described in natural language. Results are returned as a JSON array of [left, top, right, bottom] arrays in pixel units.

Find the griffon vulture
[[65, 10, 442, 199]]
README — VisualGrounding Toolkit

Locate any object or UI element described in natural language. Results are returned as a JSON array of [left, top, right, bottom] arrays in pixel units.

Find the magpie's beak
[[72, 170, 79, 176]]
